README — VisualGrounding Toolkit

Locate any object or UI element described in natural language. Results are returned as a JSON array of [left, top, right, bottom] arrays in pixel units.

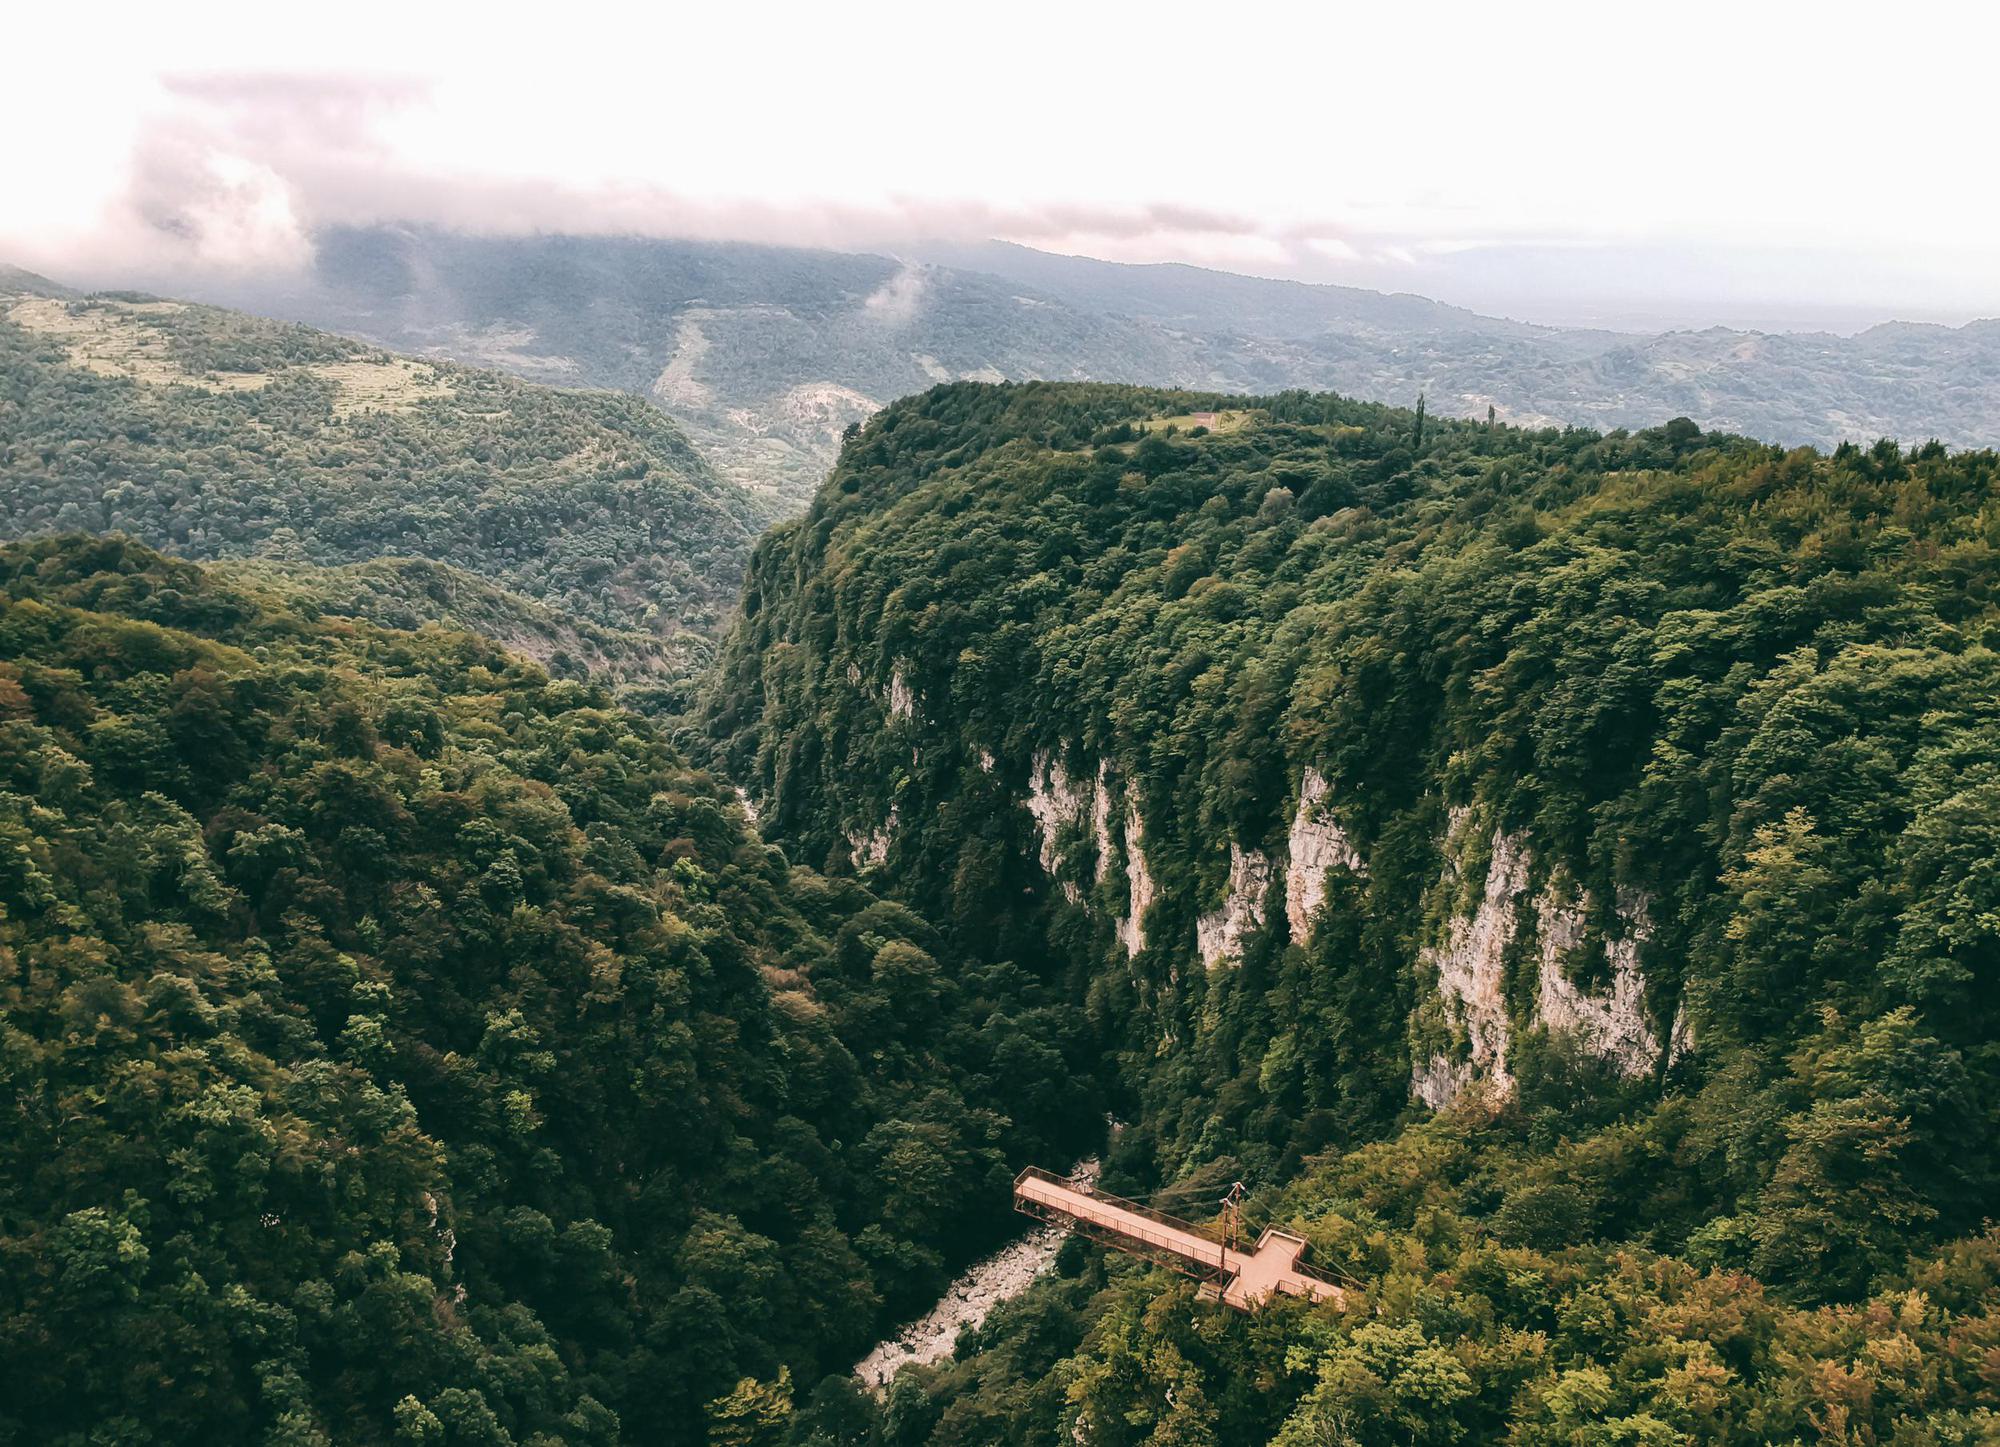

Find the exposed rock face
[[1533, 883, 1660, 1077], [1090, 763, 1115, 886], [1024, 752, 1123, 905], [1197, 845, 1273, 970], [1411, 1054, 1477, 1112], [847, 808, 895, 870], [887, 667, 916, 722], [1025, 751, 1097, 902], [1119, 805, 1155, 958], [1667, 1003, 1695, 1065], [1414, 818, 1681, 1109], [1285, 768, 1366, 942], [649, 313, 715, 409], [1415, 827, 1531, 1105]]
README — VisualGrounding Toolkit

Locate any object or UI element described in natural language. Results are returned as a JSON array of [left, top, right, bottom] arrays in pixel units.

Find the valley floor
[[853, 1159, 1100, 1392]]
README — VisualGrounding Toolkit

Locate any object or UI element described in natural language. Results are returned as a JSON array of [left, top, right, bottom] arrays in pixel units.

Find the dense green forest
[[0, 288, 766, 689], [706, 381, 2000, 1442], [222, 557, 711, 715], [0, 536, 1104, 1445], [8, 344, 2000, 1443]]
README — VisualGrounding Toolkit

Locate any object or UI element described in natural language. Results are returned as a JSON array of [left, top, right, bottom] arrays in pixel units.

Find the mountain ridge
[[122, 226, 2000, 509], [0, 282, 765, 701]]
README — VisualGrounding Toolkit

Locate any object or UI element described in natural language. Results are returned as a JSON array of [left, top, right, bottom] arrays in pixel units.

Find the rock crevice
[[1415, 826, 1531, 1107], [1533, 882, 1660, 1078], [1020, 750, 1154, 955], [1119, 805, 1155, 958]]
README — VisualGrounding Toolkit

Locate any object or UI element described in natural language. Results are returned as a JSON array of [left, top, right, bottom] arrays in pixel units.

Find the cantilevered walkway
[[1013, 1166, 1342, 1311]]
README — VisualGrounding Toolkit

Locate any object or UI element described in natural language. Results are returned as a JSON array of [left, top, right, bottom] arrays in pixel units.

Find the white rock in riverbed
[[853, 1160, 1099, 1391]]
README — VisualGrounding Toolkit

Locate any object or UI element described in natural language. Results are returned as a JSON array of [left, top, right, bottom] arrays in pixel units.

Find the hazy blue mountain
[[173, 227, 2000, 508], [908, 237, 1590, 341], [0, 263, 73, 298], [193, 228, 1229, 505]]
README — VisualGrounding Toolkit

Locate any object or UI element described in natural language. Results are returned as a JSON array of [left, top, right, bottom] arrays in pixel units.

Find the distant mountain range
[[165, 227, 2000, 506], [0, 281, 754, 704]]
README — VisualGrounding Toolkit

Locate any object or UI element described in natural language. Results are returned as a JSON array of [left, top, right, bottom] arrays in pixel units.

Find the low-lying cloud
[[5, 72, 1440, 291], [6, 67, 1993, 333]]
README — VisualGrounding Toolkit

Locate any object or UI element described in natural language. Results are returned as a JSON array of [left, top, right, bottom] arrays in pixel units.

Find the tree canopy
[[0, 290, 765, 669], [0, 535, 1101, 1445]]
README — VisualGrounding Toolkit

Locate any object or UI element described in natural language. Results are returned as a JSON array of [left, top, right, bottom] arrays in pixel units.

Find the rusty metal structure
[[1012, 1165, 1344, 1312]]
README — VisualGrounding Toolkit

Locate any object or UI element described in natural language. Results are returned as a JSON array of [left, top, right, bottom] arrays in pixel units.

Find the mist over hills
[[167, 226, 2000, 507], [910, 238, 1577, 340], [7, 0, 2000, 1430]]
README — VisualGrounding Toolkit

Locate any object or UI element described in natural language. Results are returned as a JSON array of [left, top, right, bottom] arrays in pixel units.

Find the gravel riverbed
[[854, 1159, 1099, 1391]]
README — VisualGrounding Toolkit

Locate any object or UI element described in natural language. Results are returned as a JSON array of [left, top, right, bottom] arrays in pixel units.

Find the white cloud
[[1, 0, 1994, 324], [863, 265, 928, 325]]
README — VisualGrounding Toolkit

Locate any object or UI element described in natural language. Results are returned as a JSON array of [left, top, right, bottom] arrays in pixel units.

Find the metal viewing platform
[[1012, 1166, 1343, 1311]]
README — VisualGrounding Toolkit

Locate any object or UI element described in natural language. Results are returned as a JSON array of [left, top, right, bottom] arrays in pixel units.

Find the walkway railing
[[1014, 1166, 1226, 1239], [1013, 1166, 1229, 1279], [1012, 1165, 1358, 1296]]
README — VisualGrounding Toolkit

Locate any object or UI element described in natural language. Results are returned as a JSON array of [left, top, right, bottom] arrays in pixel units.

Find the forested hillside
[[175, 227, 2000, 508], [707, 382, 2000, 1441], [0, 536, 1105, 1444], [221, 557, 713, 715], [190, 228, 1229, 506], [0, 287, 766, 697]]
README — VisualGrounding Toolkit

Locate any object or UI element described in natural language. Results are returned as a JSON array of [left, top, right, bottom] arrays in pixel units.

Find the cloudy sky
[[4, 0, 1993, 330]]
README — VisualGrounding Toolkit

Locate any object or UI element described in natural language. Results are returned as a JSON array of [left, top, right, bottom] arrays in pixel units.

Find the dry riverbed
[[854, 1159, 1099, 1391]]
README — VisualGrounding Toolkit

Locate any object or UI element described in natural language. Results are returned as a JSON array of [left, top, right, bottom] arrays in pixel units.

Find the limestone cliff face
[[886, 666, 917, 723], [1414, 826, 1532, 1108], [1119, 807, 1155, 958], [847, 809, 895, 870], [1020, 751, 1291, 970], [1533, 882, 1662, 1078], [1025, 751, 1099, 902], [1413, 815, 1680, 1109], [1196, 845, 1272, 970], [1284, 768, 1366, 943], [1012, 746, 1676, 1086], [1020, 751, 1153, 955]]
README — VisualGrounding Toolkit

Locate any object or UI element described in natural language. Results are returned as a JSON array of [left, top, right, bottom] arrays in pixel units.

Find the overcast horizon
[[4, 0, 1996, 335]]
